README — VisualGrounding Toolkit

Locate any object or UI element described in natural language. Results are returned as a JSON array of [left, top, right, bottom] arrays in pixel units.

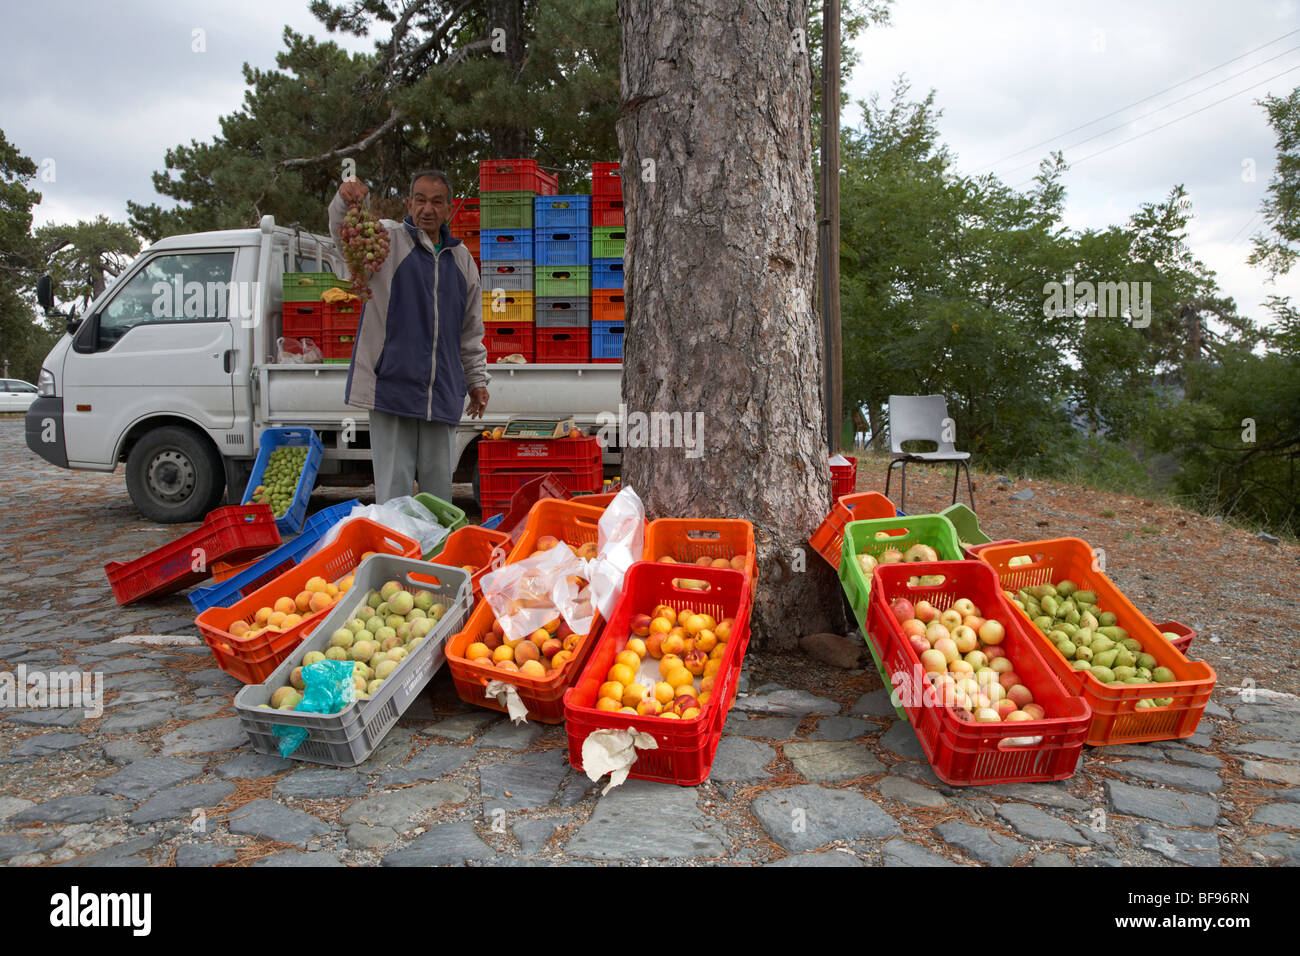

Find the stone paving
[[0, 420, 1297, 866]]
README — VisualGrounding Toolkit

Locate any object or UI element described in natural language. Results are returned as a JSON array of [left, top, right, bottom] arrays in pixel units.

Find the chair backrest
[[888, 394, 960, 454]]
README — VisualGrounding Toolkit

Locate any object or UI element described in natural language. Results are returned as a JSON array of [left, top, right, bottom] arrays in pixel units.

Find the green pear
[[1090, 666, 1116, 684], [1152, 667, 1175, 683]]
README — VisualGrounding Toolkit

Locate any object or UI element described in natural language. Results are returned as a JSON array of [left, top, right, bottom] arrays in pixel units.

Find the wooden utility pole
[[821, 0, 843, 451]]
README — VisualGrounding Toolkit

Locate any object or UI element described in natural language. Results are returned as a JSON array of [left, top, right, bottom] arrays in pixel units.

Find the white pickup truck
[[26, 215, 621, 522]]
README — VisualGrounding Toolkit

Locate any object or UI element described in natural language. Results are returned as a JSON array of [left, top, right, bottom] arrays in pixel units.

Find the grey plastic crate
[[233, 555, 471, 767], [481, 260, 534, 293], [536, 296, 591, 328]]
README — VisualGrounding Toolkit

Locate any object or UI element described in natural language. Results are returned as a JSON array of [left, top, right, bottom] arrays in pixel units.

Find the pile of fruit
[[1010, 579, 1177, 707], [339, 203, 391, 299], [594, 604, 735, 718], [250, 445, 309, 519], [858, 539, 945, 586], [229, 574, 348, 644], [890, 594, 1047, 724], [264, 578, 448, 710], [465, 614, 584, 678]]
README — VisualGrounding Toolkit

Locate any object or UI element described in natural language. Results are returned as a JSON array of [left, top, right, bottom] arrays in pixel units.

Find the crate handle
[[550, 233, 572, 241], [901, 572, 949, 589], [669, 577, 713, 593], [871, 527, 909, 539], [997, 734, 1044, 749], [1003, 551, 1046, 566], [551, 201, 571, 209], [551, 270, 572, 279], [494, 265, 517, 275], [405, 570, 445, 587]]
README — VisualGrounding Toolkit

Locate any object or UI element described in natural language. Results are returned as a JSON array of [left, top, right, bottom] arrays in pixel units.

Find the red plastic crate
[[484, 324, 534, 363], [193, 518, 420, 684], [484, 474, 575, 534], [564, 563, 754, 786], [480, 159, 558, 195], [461, 231, 481, 261], [644, 518, 757, 602], [536, 328, 589, 364], [479, 436, 600, 469], [808, 491, 897, 570], [592, 290, 625, 324], [324, 299, 362, 333], [434, 524, 512, 602], [591, 161, 622, 198], [592, 196, 625, 227], [451, 197, 481, 231], [282, 302, 323, 338], [978, 539, 1217, 746], [320, 331, 356, 362], [867, 560, 1092, 786], [1152, 621, 1195, 657], [829, 455, 858, 499], [105, 505, 281, 606], [480, 463, 603, 516]]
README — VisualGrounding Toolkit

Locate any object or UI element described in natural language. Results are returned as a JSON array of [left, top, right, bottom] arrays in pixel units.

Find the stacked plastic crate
[[590, 162, 625, 363], [450, 197, 481, 274], [479, 160, 558, 362], [534, 194, 592, 363]]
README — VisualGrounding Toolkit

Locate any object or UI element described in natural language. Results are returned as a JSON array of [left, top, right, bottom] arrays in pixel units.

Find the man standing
[[329, 170, 489, 503]]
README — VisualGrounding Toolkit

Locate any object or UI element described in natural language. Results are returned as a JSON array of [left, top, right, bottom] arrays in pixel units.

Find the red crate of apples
[[866, 559, 1091, 786]]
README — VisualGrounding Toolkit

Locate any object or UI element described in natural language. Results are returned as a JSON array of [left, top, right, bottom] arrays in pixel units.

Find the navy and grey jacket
[[328, 193, 489, 425]]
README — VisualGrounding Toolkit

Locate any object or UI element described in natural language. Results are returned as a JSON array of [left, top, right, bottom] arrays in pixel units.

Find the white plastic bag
[[307, 495, 449, 559], [479, 543, 586, 642], [585, 486, 645, 620], [276, 336, 323, 365]]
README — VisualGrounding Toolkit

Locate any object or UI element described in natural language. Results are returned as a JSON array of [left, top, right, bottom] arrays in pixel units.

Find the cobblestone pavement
[[0, 419, 1296, 867]]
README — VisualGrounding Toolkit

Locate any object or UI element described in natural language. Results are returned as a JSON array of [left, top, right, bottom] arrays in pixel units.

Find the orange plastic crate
[[808, 491, 896, 569], [193, 518, 420, 684], [977, 538, 1216, 747], [564, 564, 753, 786], [434, 524, 512, 602], [506, 498, 608, 562], [644, 518, 757, 599]]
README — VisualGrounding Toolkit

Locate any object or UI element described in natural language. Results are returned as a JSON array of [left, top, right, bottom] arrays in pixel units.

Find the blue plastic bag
[[272, 659, 357, 757]]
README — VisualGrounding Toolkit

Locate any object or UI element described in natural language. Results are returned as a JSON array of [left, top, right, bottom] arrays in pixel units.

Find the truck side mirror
[[36, 275, 54, 312]]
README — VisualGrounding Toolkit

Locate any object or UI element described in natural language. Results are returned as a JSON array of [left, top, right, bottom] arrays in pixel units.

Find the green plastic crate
[[843, 585, 909, 722], [535, 265, 591, 297], [480, 192, 536, 229], [414, 492, 468, 557], [940, 503, 991, 548], [283, 272, 345, 302], [592, 226, 626, 258], [837, 514, 964, 631]]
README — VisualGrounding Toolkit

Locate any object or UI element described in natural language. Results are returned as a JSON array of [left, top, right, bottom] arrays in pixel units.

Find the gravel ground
[[0, 419, 1295, 867]]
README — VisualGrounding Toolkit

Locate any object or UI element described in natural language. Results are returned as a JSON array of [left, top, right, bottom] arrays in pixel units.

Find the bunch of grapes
[[339, 203, 390, 300]]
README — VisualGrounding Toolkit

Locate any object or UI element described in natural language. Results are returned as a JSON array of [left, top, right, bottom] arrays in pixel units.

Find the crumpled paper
[[581, 727, 659, 795], [485, 680, 530, 724]]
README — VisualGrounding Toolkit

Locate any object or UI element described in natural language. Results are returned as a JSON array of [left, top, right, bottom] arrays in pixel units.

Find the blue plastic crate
[[482, 228, 534, 261], [592, 319, 624, 360], [240, 427, 325, 535], [534, 228, 591, 265], [481, 513, 505, 530], [533, 195, 591, 229], [187, 498, 358, 612], [593, 258, 623, 290]]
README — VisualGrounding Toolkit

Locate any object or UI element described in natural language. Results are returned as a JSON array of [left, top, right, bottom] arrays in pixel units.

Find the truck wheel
[[126, 426, 226, 523]]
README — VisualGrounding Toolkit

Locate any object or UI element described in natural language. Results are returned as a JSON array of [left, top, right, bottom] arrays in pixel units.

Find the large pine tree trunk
[[617, 0, 845, 649]]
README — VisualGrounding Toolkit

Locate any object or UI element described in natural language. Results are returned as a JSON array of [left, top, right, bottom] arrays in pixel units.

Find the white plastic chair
[[885, 394, 974, 514]]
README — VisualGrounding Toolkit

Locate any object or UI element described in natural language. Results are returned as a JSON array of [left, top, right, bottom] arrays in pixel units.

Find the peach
[[542, 638, 564, 659], [543, 617, 561, 635], [699, 674, 716, 696], [694, 556, 712, 566], [282, 613, 303, 629], [630, 613, 653, 637], [658, 555, 676, 563], [492, 645, 514, 664], [683, 614, 708, 636], [673, 694, 700, 716], [519, 660, 546, 678], [658, 655, 683, 678], [268, 611, 288, 628], [491, 618, 505, 638], [654, 681, 676, 705], [273, 596, 296, 615], [608, 662, 636, 686], [295, 590, 313, 613], [680, 707, 701, 720], [653, 605, 678, 625], [467, 642, 492, 661], [636, 697, 663, 717], [710, 557, 730, 568], [616, 650, 642, 672], [515, 641, 541, 665], [694, 630, 717, 653], [483, 631, 503, 651], [683, 650, 709, 676], [729, 555, 746, 571], [535, 535, 560, 551], [309, 592, 333, 613], [229, 620, 250, 638], [529, 629, 550, 650], [496, 660, 520, 672], [709, 641, 728, 661], [649, 617, 672, 636], [563, 633, 582, 652], [289, 667, 306, 691], [626, 637, 647, 659], [714, 619, 733, 640], [704, 658, 723, 678], [665, 666, 694, 690], [619, 706, 637, 715], [326, 583, 339, 598], [596, 697, 621, 712], [622, 682, 649, 707], [599, 680, 625, 701], [305, 575, 328, 594], [551, 650, 575, 671], [661, 633, 687, 657]]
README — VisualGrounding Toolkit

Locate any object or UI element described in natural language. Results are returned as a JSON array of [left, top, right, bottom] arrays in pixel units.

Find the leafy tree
[[1249, 87, 1300, 280], [0, 129, 54, 383], [33, 216, 139, 315]]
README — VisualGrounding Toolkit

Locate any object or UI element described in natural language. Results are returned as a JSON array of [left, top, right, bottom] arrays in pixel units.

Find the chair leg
[[899, 459, 908, 515], [951, 462, 960, 505], [885, 459, 894, 501], [963, 461, 975, 510]]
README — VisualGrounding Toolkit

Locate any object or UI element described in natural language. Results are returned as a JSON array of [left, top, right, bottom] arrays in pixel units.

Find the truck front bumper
[[25, 397, 68, 468]]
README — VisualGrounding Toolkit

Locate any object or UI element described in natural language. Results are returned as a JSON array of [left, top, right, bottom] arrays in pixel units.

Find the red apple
[[890, 598, 915, 624]]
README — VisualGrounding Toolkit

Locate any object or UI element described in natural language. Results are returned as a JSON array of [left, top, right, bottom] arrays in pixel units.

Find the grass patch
[[1100, 509, 1116, 519]]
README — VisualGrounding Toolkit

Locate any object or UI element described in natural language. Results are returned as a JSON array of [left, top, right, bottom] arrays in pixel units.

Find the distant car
[[0, 379, 39, 412]]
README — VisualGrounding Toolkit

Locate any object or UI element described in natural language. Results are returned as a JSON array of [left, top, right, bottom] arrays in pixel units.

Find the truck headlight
[[38, 368, 56, 397]]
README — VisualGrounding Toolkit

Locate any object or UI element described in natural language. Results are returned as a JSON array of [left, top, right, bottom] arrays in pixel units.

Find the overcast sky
[[3, 0, 1298, 324]]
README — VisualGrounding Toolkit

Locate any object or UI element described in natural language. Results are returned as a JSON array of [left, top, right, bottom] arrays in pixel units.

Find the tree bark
[[486, 0, 529, 158], [618, 0, 844, 650]]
